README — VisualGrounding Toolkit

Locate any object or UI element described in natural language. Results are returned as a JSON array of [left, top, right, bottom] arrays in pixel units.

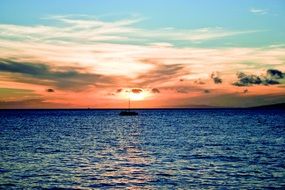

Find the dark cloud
[[210, 72, 222, 84], [0, 59, 113, 91], [267, 69, 283, 79], [213, 77, 222, 84], [204, 89, 210, 93], [46, 88, 55, 92], [131, 88, 142, 94], [0, 60, 49, 75], [116, 88, 122, 93], [151, 88, 160, 93], [233, 72, 262, 86], [263, 78, 280, 85], [233, 70, 282, 86], [236, 72, 246, 79]]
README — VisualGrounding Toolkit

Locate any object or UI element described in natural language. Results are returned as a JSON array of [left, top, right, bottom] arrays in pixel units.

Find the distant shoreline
[[0, 103, 284, 111]]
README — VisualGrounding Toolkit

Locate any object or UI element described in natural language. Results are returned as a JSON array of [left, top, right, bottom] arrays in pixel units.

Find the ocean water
[[0, 109, 284, 189]]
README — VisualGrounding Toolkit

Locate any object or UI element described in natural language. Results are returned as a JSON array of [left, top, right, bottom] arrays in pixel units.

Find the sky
[[0, 0, 285, 108]]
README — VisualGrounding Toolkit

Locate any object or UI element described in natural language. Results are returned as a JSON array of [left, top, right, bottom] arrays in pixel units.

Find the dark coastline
[[0, 103, 284, 111]]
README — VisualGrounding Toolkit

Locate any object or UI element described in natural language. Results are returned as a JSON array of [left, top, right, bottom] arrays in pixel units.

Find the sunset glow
[[0, 0, 284, 108], [122, 89, 149, 101]]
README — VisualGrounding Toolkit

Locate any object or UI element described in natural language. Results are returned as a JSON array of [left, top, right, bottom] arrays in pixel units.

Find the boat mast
[[128, 91, 131, 112]]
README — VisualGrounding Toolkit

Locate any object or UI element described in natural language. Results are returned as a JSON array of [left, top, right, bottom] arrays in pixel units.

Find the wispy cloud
[[250, 8, 268, 15], [0, 15, 259, 46]]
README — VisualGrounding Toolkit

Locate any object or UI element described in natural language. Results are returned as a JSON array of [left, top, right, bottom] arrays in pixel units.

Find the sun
[[119, 88, 150, 101], [129, 91, 146, 100]]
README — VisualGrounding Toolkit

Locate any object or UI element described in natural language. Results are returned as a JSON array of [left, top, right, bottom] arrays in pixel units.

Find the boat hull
[[119, 111, 138, 116]]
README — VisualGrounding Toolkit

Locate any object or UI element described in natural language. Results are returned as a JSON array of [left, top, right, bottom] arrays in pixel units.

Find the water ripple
[[0, 109, 285, 189]]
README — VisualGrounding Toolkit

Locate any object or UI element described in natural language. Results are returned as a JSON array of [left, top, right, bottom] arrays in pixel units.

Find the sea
[[0, 109, 284, 189]]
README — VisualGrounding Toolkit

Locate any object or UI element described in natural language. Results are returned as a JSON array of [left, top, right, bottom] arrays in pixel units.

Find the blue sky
[[1, 0, 285, 47]]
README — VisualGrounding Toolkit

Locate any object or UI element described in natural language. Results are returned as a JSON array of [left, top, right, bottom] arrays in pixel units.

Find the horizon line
[[0, 104, 284, 111]]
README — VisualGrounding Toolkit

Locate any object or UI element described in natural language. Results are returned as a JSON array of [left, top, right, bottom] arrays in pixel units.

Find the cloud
[[0, 15, 259, 48], [116, 88, 123, 93], [167, 28, 258, 41], [210, 72, 223, 84], [263, 79, 280, 85], [233, 70, 283, 86], [213, 77, 222, 84], [0, 59, 50, 75], [267, 69, 283, 79], [46, 88, 55, 92], [136, 59, 189, 86], [250, 8, 268, 15], [204, 89, 210, 93], [233, 72, 262, 86], [131, 88, 143, 94], [151, 88, 160, 93], [0, 59, 114, 90]]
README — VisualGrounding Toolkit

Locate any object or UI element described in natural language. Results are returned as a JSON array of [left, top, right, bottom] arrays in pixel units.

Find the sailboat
[[119, 91, 138, 116]]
